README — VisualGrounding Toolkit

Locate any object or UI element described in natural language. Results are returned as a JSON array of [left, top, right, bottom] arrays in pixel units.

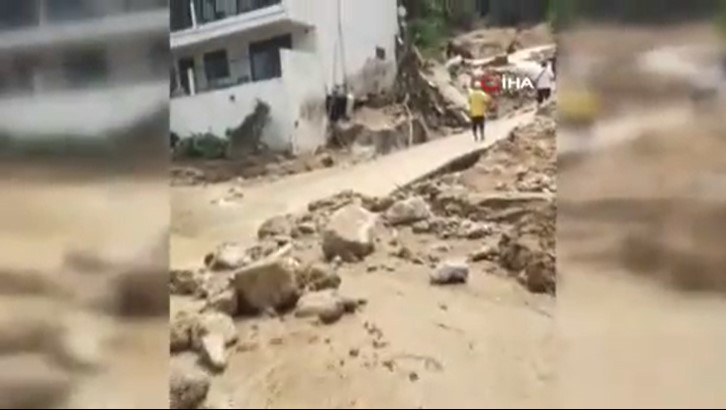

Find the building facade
[[170, 0, 399, 154], [0, 0, 168, 137]]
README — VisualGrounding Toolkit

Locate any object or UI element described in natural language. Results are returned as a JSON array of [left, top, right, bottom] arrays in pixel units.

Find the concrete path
[[171, 109, 536, 267]]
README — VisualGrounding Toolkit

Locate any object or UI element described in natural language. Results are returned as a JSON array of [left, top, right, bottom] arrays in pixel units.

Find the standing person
[[535, 61, 555, 106], [468, 81, 491, 142]]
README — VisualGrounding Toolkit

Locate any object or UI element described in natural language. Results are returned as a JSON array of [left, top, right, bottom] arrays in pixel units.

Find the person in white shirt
[[535, 61, 555, 105]]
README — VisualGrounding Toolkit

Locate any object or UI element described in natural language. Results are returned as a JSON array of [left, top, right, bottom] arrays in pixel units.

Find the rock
[[170, 311, 196, 352], [319, 307, 345, 325], [295, 290, 345, 320], [341, 296, 367, 313], [391, 245, 413, 260], [412, 220, 432, 233], [233, 253, 300, 314], [194, 272, 232, 299], [204, 243, 249, 271], [523, 253, 556, 295], [319, 153, 335, 167], [206, 288, 238, 316], [429, 243, 451, 254], [361, 196, 394, 212], [170, 362, 210, 409], [293, 221, 317, 237], [430, 261, 469, 285], [321, 204, 377, 262], [191, 312, 238, 350], [200, 333, 228, 371], [457, 220, 492, 239], [469, 244, 498, 262], [257, 215, 293, 239], [298, 263, 341, 291], [384, 196, 432, 225], [170, 269, 202, 295]]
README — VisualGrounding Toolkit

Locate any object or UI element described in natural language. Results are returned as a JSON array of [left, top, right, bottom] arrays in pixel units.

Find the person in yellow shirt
[[468, 81, 492, 142]]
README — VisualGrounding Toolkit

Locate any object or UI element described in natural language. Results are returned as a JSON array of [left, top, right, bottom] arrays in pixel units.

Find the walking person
[[468, 81, 491, 142], [535, 60, 555, 106]]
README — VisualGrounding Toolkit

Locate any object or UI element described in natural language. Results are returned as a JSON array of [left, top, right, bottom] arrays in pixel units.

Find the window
[[171, 0, 193, 31], [203, 50, 230, 89], [249, 34, 292, 82], [0, 0, 39, 29], [63, 49, 107, 87], [177, 57, 196, 95], [375, 47, 386, 60]]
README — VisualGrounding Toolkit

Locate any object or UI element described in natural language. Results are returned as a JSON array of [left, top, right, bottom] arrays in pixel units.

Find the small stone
[[366, 265, 378, 273], [430, 260, 470, 285], [204, 243, 250, 271], [319, 308, 345, 324], [295, 221, 317, 236], [412, 220, 432, 233], [200, 333, 228, 371], [170, 362, 210, 409], [469, 244, 498, 262], [206, 288, 238, 316], [299, 263, 341, 291], [258, 215, 294, 239], [269, 337, 284, 346], [349, 348, 360, 358], [385, 196, 432, 225], [170, 269, 202, 295], [429, 243, 451, 253], [170, 311, 196, 353], [409, 372, 420, 382], [295, 290, 345, 320], [191, 312, 238, 351]]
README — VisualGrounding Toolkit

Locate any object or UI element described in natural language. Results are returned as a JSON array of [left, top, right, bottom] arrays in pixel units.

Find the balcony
[[170, 0, 314, 51]]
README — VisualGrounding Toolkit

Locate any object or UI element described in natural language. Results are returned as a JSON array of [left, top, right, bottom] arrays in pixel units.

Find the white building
[[170, 0, 399, 154], [0, 0, 168, 138]]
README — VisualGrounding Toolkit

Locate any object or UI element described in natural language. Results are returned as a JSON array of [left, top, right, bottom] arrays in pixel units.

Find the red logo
[[480, 74, 500, 94]]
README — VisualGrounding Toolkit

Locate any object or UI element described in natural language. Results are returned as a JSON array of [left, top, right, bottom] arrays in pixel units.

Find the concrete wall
[[170, 77, 294, 151], [287, 0, 399, 95], [281, 49, 327, 154]]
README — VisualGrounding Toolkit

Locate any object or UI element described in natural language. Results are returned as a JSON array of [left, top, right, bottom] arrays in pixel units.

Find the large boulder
[[199, 333, 227, 371], [170, 362, 210, 409], [385, 196, 432, 226], [232, 250, 300, 314], [321, 204, 378, 262]]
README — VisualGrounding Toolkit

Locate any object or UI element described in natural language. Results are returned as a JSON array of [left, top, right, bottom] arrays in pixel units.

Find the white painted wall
[[169, 0, 399, 153], [281, 49, 328, 153], [290, 0, 399, 95], [170, 78, 294, 151]]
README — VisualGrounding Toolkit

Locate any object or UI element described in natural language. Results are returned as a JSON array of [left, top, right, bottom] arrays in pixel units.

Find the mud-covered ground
[[169, 107, 556, 408]]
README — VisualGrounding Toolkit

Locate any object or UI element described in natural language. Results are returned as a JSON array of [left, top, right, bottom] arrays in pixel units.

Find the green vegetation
[[548, 0, 577, 31], [408, 0, 451, 52], [718, 0, 726, 33]]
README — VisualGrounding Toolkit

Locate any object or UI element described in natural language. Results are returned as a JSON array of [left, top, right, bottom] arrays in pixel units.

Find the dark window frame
[[249, 33, 292, 82]]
